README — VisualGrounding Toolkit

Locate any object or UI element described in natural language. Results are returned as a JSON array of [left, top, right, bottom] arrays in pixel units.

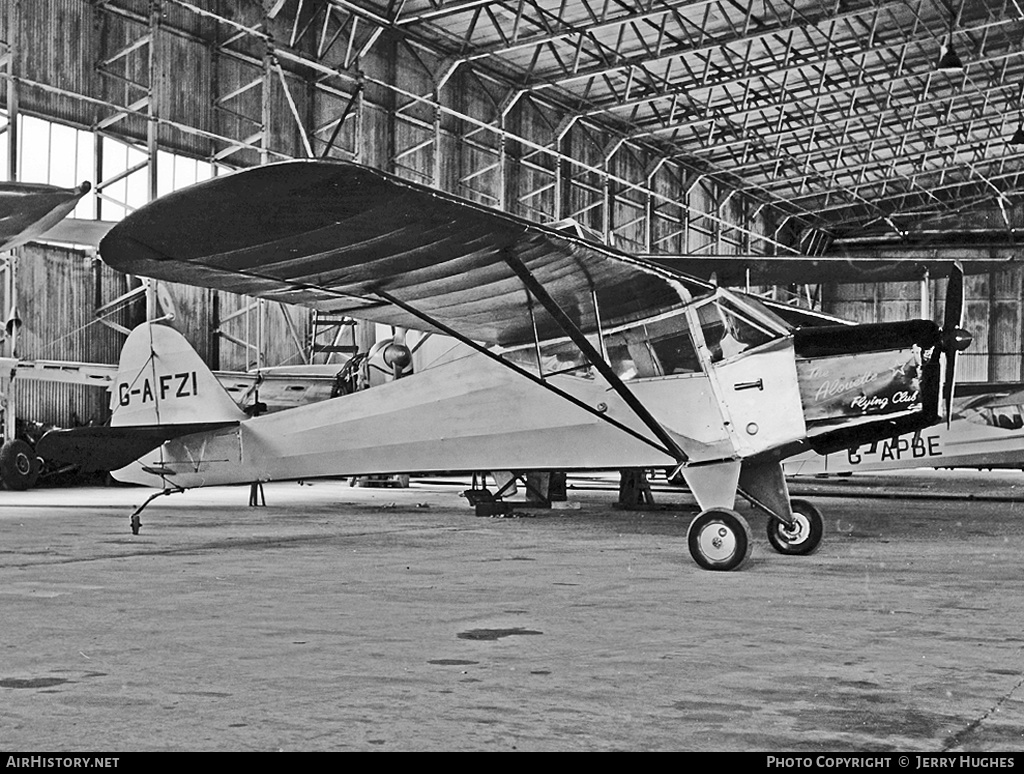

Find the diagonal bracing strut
[[501, 249, 689, 465], [371, 288, 681, 461]]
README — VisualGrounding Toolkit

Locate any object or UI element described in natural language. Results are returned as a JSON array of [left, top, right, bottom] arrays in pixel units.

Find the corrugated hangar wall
[[2, 244, 138, 430], [823, 271, 1023, 384], [0, 0, 1019, 432]]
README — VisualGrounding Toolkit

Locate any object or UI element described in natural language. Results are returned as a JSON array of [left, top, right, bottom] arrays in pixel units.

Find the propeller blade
[[941, 262, 966, 427], [944, 262, 964, 332]]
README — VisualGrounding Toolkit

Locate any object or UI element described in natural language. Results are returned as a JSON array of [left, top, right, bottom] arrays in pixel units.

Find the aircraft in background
[[784, 381, 1024, 476], [0, 181, 91, 253], [0, 180, 93, 489], [36, 160, 972, 571]]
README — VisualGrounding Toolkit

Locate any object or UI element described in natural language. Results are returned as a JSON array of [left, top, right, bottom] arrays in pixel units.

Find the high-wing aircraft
[[37, 160, 972, 571], [0, 181, 91, 253], [0, 180, 93, 488], [784, 381, 1024, 476]]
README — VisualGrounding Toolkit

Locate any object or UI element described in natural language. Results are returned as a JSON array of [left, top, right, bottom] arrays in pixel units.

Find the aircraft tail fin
[[111, 322, 247, 427]]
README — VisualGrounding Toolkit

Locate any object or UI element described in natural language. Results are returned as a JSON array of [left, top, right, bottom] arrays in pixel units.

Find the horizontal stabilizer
[[37, 422, 237, 472]]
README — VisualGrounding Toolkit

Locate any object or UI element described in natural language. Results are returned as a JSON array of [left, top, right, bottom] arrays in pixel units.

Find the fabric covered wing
[[644, 254, 1014, 285], [0, 181, 91, 251], [98, 161, 711, 347]]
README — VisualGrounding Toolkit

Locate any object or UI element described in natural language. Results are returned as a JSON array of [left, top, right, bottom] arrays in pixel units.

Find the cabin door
[[689, 297, 806, 457]]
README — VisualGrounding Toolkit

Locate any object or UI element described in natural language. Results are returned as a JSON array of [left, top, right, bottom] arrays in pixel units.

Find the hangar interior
[[1, 0, 1022, 450]]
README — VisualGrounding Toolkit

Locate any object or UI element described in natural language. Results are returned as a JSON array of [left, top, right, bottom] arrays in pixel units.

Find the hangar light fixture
[[937, 2, 964, 71], [1012, 82, 1024, 145], [937, 38, 963, 71]]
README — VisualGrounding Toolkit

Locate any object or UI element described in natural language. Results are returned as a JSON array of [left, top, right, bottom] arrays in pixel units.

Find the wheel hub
[[14, 453, 31, 476], [699, 521, 737, 561], [779, 514, 808, 544]]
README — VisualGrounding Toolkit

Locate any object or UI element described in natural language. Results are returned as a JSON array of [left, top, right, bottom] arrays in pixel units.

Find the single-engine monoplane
[[38, 161, 972, 570]]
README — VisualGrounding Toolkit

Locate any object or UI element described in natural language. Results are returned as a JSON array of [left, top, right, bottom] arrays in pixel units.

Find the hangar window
[[0, 110, 226, 223]]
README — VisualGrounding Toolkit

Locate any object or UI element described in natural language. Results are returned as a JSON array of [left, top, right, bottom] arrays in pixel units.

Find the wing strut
[[502, 250, 689, 465], [372, 289, 680, 460]]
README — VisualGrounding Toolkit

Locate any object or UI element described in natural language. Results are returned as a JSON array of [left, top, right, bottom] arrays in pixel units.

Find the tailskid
[[128, 485, 185, 534]]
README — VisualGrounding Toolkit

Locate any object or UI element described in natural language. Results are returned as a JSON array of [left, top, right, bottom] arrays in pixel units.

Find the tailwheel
[[766, 498, 823, 556], [687, 508, 752, 571]]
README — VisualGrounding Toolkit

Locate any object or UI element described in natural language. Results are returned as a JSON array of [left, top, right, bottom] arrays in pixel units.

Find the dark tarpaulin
[[36, 422, 237, 472]]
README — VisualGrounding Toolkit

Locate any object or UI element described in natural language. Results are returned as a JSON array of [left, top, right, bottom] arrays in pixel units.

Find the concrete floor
[[1, 470, 1023, 751]]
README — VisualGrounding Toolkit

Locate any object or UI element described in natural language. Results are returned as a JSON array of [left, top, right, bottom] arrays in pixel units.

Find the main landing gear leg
[[765, 498, 823, 556], [677, 460, 754, 571], [679, 460, 825, 569], [739, 461, 824, 557], [128, 487, 184, 534]]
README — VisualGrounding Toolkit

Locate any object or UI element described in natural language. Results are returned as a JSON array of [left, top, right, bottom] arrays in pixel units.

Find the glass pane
[[628, 311, 701, 375], [19, 115, 50, 183], [501, 340, 593, 379], [650, 332, 702, 374], [699, 299, 777, 362]]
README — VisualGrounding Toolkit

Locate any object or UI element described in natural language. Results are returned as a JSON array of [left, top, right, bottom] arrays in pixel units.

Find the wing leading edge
[[98, 161, 714, 347], [0, 181, 91, 251]]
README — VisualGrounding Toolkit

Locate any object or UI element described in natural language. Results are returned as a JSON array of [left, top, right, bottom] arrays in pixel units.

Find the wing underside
[[0, 181, 91, 252], [98, 161, 713, 348]]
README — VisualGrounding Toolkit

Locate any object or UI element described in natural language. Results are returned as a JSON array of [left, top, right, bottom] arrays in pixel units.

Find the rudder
[[112, 322, 246, 427]]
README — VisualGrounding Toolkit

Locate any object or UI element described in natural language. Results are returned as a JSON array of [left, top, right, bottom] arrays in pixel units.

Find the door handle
[[734, 379, 764, 391]]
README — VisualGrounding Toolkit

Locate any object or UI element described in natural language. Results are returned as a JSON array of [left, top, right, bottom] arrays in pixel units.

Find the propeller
[[940, 262, 973, 426]]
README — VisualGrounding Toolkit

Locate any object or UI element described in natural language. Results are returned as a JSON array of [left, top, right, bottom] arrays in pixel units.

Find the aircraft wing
[[643, 254, 1014, 285], [98, 161, 713, 348], [0, 181, 91, 251]]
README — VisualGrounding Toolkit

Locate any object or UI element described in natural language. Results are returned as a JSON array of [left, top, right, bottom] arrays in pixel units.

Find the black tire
[[766, 498, 824, 556], [0, 439, 41, 491], [687, 508, 753, 571]]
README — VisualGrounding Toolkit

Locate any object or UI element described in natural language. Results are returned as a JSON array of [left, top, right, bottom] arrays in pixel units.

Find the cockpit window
[[500, 339, 593, 379], [497, 290, 787, 381], [965, 404, 1024, 430], [638, 312, 701, 375], [696, 297, 779, 362], [649, 332, 702, 374]]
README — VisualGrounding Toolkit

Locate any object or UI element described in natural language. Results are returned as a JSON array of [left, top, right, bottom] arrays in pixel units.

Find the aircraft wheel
[[687, 508, 752, 571], [0, 439, 41, 491], [766, 498, 823, 556]]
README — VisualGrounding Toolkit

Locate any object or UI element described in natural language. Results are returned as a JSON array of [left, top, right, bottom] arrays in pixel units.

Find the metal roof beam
[[520, 0, 901, 93], [586, 13, 1016, 134]]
